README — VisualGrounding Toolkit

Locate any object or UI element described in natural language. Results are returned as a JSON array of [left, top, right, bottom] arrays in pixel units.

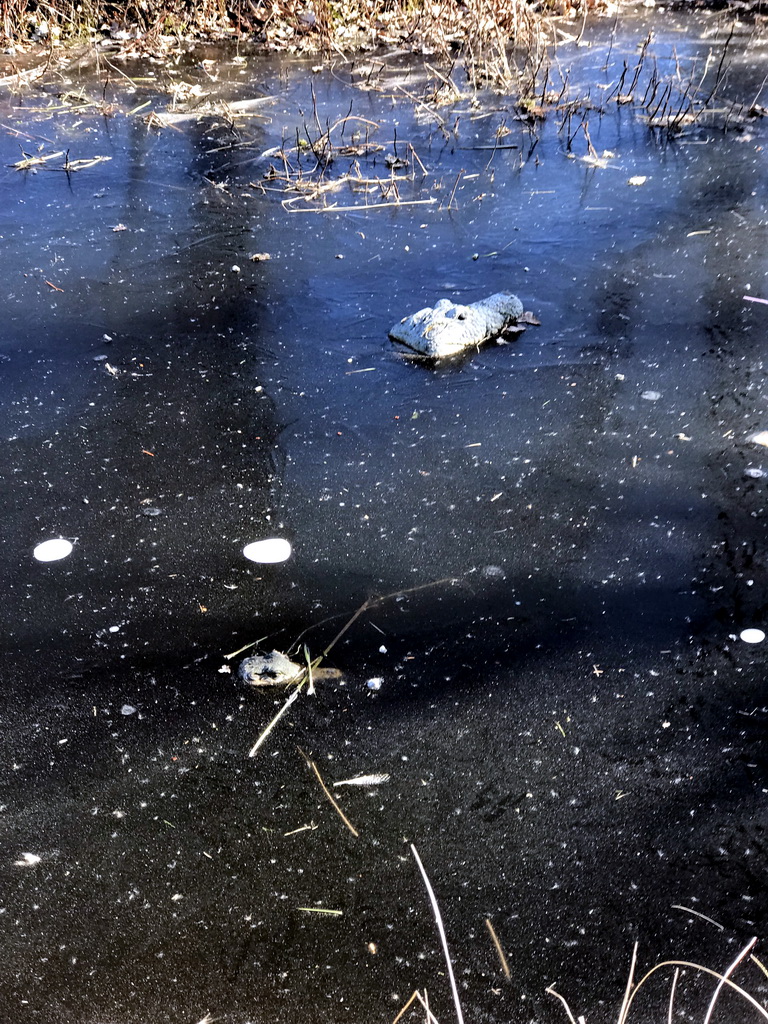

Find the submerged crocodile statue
[[389, 291, 524, 359]]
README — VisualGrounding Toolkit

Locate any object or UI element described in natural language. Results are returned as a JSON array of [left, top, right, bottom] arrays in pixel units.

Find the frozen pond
[[2, 13, 768, 1023]]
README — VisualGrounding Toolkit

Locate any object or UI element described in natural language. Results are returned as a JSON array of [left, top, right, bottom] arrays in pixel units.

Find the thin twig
[[303, 644, 315, 695], [393, 990, 420, 1024], [410, 845, 465, 1024], [703, 937, 758, 1024], [749, 71, 768, 111], [415, 989, 441, 1024], [302, 751, 359, 837], [285, 198, 438, 213], [671, 904, 724, 931], [485, 918, 511, 978], [575, 1, 587, 46], [224, 636, 267, 660], [617, 942, 639, 1024], [322, 598, 373, 658], [445, 169, 463, 211], [545, 985, 579, 1024], [289, 576, 460, 654], [668, 968, 680, 1024], [408, 142, 429, 177], [622, 959, 768, 1023], [247, 685, 303, 757], [426, 61, 462, 100]]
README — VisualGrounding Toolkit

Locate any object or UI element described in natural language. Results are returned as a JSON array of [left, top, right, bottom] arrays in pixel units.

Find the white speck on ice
[[14, 853, 41, 867]]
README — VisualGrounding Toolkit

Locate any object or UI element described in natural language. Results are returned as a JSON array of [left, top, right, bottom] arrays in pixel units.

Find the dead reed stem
[[485, 917, 511, 978], [302, 751, 359, 837], [545, 985, 579, 1024], [702, 937, 758, 1024], [410, 844, 465, 1024], [620, 958, 768, 1024], [617, 942, 639, 1024], [247, 685, 302, 757], [667, 968, 679, 1024]]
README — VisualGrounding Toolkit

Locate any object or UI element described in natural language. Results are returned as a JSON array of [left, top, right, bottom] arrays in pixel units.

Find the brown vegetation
[[0, 0, 563, 65]]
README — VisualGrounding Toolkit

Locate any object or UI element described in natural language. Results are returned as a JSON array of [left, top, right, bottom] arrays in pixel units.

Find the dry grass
[[2, 0, 555, 86], [548, 940, 768, 1024]]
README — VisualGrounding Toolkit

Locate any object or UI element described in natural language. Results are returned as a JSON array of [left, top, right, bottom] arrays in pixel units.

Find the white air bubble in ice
[[243, 538, 292, 563], [33, 538, 73, 562], [740, 628, 765, 644]]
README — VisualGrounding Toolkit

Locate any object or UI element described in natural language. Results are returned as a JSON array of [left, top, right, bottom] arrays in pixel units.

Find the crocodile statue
[[389, 291, 524, 359]]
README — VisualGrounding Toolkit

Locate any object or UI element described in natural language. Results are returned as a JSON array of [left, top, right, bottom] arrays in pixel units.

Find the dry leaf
[[519, 311, 541, 326]]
